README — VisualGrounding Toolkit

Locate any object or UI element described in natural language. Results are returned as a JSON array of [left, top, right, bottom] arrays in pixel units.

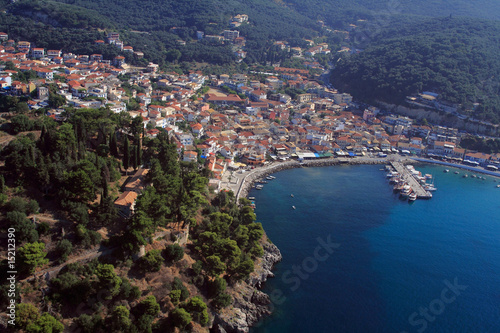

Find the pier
[[390, 161, 432, 199]]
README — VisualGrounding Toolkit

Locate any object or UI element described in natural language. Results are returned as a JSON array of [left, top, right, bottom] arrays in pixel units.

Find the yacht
[[409, 192, 417, 201], [424, 184, 437, 191], [400, 185, 412, 198]]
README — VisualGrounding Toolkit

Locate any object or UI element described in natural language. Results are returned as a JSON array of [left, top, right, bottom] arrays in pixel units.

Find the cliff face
[[213, 241, 282, 333]]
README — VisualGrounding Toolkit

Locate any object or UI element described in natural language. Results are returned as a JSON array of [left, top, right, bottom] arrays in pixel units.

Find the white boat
[[496, 184, 500, 188], [291, 194, 294, 197], [400, 185, 412, 198], [463, 174, 468, 178], [409, 192, 417, 201], [424, 184, 437, 191], [292, 206, 296, 210], [248, 196, 255, 200], [444, 169, 449, 173], [454, 171, 459, 174], [266, 176, 273, 180], [256, 185, 264, 190]]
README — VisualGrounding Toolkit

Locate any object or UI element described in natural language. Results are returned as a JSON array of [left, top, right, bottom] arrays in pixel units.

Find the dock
[[390, 162, 432, 199]]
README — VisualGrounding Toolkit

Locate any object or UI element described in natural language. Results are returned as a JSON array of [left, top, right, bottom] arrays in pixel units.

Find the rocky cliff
[[212, 240, 282, 333]]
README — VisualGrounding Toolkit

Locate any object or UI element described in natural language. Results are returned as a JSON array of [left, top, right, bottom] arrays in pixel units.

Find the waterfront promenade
[[218, 154, 500, 201]]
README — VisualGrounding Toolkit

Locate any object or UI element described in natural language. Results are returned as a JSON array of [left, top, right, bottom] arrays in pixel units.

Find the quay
[[390, 161, 432, 199]]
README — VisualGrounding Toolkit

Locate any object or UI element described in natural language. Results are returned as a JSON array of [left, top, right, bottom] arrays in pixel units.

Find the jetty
[[390, 161, 432, 199]]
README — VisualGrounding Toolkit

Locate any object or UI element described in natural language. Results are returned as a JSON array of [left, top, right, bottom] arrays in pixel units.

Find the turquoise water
[[250, 164, 500, 333]]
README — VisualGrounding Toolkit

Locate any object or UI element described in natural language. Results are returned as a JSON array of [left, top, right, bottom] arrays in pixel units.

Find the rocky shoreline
[[212, 240, 282, 333], [213, 157, 400, 332]]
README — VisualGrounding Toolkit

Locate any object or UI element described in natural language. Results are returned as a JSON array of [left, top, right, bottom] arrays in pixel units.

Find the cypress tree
[[136, 142, 142, 168], [110, 130, 118, 158], [123, 137, 130, 175], [132, 145, 138, 171], [102, 177, 109, 200]]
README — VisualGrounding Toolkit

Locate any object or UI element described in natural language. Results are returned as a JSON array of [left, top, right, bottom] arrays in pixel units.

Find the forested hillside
[[332, 17, 500, 123], [1, 0, 499, 68]]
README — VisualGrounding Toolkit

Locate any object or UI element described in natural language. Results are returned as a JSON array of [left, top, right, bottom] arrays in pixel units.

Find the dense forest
[[332, 17, 500, 123], [1, 0, 500, 68], [0, 0, 322, 66], [0, 107, 266, 331]]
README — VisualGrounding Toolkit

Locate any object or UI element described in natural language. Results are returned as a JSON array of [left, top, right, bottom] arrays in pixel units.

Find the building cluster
[[2, 33, 499, 203], [195, 14, 249, 60]]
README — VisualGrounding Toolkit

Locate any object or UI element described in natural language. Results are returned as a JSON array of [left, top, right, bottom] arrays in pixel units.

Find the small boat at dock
[[409, 192, 417, 201]]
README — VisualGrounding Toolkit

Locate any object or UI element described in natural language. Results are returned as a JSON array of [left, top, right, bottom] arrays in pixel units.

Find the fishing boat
[[424, 184, 437, 191], [394, 182, 405, 192], [400, 185, 412, 199], [389, 176, 401, 184]]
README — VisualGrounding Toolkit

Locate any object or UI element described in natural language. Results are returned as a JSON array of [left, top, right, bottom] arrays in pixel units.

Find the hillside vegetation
[[332, 17, 500, 123]]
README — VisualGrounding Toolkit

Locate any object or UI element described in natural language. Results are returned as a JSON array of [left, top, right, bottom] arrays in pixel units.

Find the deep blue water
[[249, 164, 500, 333]]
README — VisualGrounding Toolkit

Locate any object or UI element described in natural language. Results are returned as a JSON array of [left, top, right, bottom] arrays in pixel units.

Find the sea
[[249, 163, 500, 333]]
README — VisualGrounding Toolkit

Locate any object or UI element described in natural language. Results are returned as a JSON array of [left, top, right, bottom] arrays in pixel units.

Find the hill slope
[[332, 17, 500, 123]]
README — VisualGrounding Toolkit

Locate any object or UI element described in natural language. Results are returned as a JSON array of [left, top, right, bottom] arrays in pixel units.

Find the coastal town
[[1, 28, 500, 212], [0, 3, 500, 332]]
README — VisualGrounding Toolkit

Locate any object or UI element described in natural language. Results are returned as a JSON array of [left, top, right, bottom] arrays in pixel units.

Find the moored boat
[[424, 184, 437, 191], [400, 185, 412, 198], [409, 192, 417, 201]]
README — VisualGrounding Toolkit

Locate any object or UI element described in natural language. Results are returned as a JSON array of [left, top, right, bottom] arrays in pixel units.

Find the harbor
[[390, 161, 433, 199]]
